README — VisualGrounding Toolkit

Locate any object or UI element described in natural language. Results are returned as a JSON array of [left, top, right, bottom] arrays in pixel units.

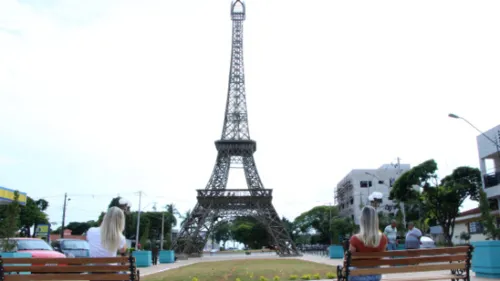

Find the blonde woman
[[86, 206, 127, 257], [348, 206, 388, 281]]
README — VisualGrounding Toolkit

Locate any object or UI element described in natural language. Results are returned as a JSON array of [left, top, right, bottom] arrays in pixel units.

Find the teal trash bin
[[329, 245, 344, 259], [159, 250, 175, 264], [132, 250, 152, 267]]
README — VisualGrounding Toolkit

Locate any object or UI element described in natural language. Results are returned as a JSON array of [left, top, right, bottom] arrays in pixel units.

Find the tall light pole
[[448, 113, 500, 157], [135, 191, 142, 249]]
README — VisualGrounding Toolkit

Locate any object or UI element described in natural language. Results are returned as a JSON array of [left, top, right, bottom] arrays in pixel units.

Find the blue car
[[51, 239, 90, 257]]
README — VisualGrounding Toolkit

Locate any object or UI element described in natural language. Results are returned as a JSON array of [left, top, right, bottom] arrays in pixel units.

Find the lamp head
[[448, 113, 460, 119]]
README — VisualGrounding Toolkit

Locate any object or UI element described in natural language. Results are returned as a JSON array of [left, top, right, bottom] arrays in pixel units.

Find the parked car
[[9, 238, 66, 258], [52, 239, 90, 257], [420, 236, 436, 249]]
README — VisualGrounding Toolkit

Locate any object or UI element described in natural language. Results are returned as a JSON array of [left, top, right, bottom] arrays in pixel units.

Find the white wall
[[477, 125, 500, 159], [452, 221, 487, 245]]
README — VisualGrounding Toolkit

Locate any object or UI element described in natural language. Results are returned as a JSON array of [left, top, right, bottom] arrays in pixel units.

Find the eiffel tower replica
[[173, 0, 300, 257]]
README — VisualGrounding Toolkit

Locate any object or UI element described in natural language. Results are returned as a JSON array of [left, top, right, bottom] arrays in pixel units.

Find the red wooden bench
[[337, 245, 473, 281], [0, 256, 139, 281]]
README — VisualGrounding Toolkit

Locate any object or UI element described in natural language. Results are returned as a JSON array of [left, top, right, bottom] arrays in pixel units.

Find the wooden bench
[[337, 245, 473, 281], [0, 256, 140, 281]]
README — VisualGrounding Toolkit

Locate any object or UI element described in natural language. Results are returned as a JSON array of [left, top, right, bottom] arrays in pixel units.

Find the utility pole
[[160, 211, 165, 250], [396, 157, 407, 229], [329, 202, 332, 245], [61, 193, 68, 238], [135, 191, 142, 249]]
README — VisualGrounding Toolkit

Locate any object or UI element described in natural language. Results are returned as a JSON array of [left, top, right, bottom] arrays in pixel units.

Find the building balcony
[[485, 171, 500, 188]]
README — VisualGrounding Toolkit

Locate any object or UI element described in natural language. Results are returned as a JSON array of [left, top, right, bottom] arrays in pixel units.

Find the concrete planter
[[472, 241, 500, 279], [329, 245, 344, 259], [132, 250, 152, 268], [0, 252, 32, 275], [159, 250, 175, 264]]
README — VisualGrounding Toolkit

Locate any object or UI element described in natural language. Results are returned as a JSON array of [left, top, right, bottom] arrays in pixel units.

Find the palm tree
[[179, 209, 191, 227]]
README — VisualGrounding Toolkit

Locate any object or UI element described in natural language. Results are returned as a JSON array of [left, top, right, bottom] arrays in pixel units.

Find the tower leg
[[257, 204, 301, 257]]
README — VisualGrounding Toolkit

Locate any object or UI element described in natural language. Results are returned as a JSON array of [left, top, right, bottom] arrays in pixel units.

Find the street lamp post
[[448, 113, 500, 157]]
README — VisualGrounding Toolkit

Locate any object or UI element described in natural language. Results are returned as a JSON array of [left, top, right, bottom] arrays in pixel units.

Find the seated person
[[348, 206, 388, 281]]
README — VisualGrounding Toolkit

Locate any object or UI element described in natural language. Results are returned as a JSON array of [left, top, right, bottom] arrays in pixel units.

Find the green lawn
[[144, 259, 336, 281]]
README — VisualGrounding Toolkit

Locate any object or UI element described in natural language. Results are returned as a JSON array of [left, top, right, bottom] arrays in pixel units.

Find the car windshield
[[61, 240, 89, 250], [17, 239, 53, 251]]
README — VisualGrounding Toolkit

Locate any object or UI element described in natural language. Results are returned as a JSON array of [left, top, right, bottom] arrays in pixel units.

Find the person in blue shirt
[[405, 222, 422, 249]]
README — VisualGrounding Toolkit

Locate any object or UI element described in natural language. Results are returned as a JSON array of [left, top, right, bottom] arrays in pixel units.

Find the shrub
[[301, 274, 311, 280], [289, 275, 298, 280], [273, 276, 280, 281], [326, 272, 336, 279], [192, 277, 198, 281], [259, 276, 268, 281], [312, 273, 321, 280], [236, 278, 241, 281]]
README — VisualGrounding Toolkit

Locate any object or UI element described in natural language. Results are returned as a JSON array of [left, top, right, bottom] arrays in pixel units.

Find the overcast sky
[[1, 0, 499, 228]]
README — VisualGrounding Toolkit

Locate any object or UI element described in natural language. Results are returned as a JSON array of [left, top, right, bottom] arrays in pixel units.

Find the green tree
[[330, 217, 354, 244], [390, 159, 481, 245], [230, 217, 269, 249], [478, 189, 500, 240], [0, 191, 22, 251], [293, 205, 339, 244], [213, 221, 231, 247], [19, 197, 49, 237], [65, 221, 98, 235]]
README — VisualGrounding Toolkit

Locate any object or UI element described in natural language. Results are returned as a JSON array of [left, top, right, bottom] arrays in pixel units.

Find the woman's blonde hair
[[100, 206, 125, 252], [357, 206, 381, 247]]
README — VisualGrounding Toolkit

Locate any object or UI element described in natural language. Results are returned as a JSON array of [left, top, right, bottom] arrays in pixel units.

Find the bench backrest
[[346, 246, 472, 276], [0, 256, 138, 281]]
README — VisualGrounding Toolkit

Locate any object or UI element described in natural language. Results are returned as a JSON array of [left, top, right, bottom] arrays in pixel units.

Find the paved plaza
[[139, 252, 489, 281]]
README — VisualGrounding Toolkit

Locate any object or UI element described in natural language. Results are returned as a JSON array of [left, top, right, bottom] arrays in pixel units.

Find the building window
[[389, 178, 396, 187], [469, 221, 484, 234], [378, 180, 384, 184], [360, 181, 372, 188]]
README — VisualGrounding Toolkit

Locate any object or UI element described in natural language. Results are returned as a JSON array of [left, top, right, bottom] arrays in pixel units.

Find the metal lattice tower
[[173, 0, 300, 257]]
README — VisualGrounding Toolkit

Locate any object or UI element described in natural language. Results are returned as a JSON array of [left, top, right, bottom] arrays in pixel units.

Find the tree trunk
[[442, 224, 453, 246]]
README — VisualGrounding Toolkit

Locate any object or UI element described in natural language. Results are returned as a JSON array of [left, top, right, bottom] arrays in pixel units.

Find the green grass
[[144, 259, 336, 281]]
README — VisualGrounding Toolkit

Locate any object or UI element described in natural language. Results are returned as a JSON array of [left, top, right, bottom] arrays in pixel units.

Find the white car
[[420, 236, 436, 249]]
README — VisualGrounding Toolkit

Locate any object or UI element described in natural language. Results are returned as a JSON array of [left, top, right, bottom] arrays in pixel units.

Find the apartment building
[[334, 163, 410, 224]]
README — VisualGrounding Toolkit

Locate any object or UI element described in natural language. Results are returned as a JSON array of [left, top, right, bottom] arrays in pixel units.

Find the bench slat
[[350, 254, 467, 267], [383, 274, 464, 281], [4, 273, 131, 281], [350, 262, 466, 276], [1, 257, 129, 264], [351, 246, 469, 259], [4, 265, 131, 273]]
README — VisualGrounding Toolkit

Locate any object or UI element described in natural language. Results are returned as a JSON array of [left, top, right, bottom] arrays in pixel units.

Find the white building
[[477, 124, 500, 206], [335, 163, 410, 224]]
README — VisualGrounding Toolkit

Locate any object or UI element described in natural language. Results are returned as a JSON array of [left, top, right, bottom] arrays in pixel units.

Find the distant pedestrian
[[86, 207, 127, 257], [383, 220, 398, 251], [152, 246, 159, 265], [405, 222, 422, 250]]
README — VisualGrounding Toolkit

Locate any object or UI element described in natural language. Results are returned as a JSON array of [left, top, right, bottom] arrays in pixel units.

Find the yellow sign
[[0, 186, 27, 205], [36, 225, 49, 235]]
